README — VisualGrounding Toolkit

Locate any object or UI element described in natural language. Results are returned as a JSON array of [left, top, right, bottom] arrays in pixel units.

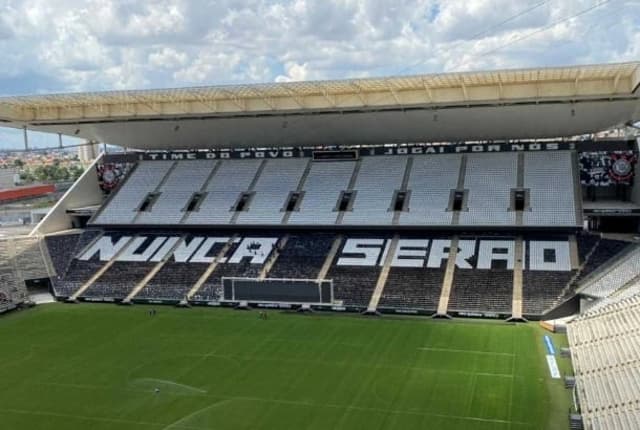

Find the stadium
[[0, 61, 640, 429]]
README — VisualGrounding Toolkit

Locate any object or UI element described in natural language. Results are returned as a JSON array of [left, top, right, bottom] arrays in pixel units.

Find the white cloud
[[0, 0, 638, 147], [148, 47, 188, 69]]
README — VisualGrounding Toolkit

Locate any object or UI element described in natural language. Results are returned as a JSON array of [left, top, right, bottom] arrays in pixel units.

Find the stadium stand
[[523, 151, 577, 227], [458, 153, 517, 226], [0, 239, 27, 310], [80, 261, 154, 299], [139, 234, 232, 301], [184, 159, 263, 225], [397, 155, 460, 226], [522, 238, 576, 315], [12, 236, 50, 281], [449, 269, 513, 314], [53, 230, 110, 297], [236, 158, 309, 224], [341, 156, 407, 225], [578, 246, 640, 299], [378, 267, 444, 312], [267, 233, 335, 279], [567, 294, 640, 429], [45, 233, 82, 283], [522, 270, 574, 315], [288, 161, 356, 225], [92, 151, 579, 228], [40, 145, 637, 322], [137, 260, 209, 301], [93, 161, 175, 224], [135, 160, 215, 224], [574, 237, 632, 285], [48, 227, 633, 320], [328, 265, 381, 308]]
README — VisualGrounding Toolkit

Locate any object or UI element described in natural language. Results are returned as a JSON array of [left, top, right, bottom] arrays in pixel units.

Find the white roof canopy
[[1, 62, 639, 149]]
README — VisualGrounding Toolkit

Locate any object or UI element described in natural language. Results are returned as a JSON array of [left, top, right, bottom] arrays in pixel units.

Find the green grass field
[[0, 304, 571, 430]]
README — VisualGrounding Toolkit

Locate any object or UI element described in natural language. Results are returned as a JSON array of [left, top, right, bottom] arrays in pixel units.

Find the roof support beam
[[219, 90, 246, 110], [321, 89, 337, 108], [422, 79, 434, 103], [460, 80, 468, 101], [574, 70, 584, 96], [248, 88, 276, 110], [613, 72, 623, 92], [195, 95, 219, 113], [278, 86, 305, 109], [350, 82, 368, 106], [386, 82, 401, 105]]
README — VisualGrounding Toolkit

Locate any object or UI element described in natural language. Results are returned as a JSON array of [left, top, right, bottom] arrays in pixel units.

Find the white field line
[[418, 347, 515, 356]]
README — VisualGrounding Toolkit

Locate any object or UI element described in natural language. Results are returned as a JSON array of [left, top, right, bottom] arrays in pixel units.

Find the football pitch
[[0, 304, 572, 430]]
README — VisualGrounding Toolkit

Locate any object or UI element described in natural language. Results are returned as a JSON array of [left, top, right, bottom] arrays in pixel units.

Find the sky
[[0, 0, 638, 149]]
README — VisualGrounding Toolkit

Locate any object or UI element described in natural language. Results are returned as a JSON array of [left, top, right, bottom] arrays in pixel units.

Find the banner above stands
[[103, 139, 636, 163]]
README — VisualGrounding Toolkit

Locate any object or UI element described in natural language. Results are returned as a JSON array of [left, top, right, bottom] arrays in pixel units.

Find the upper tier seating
[[398, 155, 460, 226], [459, 153, 517, 226], [523, 151, 577, 226], [94, 161, 175, 224], [288, 161, 356, 225], [91, 151, 579, 227], [236, 158, 309, 224], [136, 160, 215, 224], [184, 159, 263, 225], [341, 156, 407, 225]]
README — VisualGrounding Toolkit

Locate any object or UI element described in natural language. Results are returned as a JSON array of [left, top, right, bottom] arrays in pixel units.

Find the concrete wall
[[30, 154, 104, 236]]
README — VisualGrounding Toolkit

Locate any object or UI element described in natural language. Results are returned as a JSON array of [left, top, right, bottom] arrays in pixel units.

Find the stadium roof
[[1, 62, 639, 149]]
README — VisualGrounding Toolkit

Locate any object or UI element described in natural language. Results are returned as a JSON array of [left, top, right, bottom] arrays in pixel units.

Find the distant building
[[78, 142, 101, 165]]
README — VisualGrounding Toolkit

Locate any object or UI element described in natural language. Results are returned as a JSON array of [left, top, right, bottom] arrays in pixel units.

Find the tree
[[69, 165, 84, 180], [12, 159, 24, 168]]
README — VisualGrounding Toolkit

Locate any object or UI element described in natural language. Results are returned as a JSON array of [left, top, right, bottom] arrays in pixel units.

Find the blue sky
[[0, 0, 638, 148]]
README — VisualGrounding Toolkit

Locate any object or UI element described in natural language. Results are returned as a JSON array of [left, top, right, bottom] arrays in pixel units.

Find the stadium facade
[[1, 62, 640, 428]]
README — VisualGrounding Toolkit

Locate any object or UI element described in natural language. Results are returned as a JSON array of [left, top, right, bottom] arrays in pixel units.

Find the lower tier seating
[[378, 268, 444, 311], [448, 269, 513, 314], [81, 262, 156, 299], [55, 259, 104, 297], [137, 261, 209, 300], [45, 233, 81, 278], [50, 230, 635, 318], [327, 266, 381, 308], [522, 270, 575, 315], [575, 238, 631, 284], [267, 234, 334, 279], [193, 260, 263, 301]]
